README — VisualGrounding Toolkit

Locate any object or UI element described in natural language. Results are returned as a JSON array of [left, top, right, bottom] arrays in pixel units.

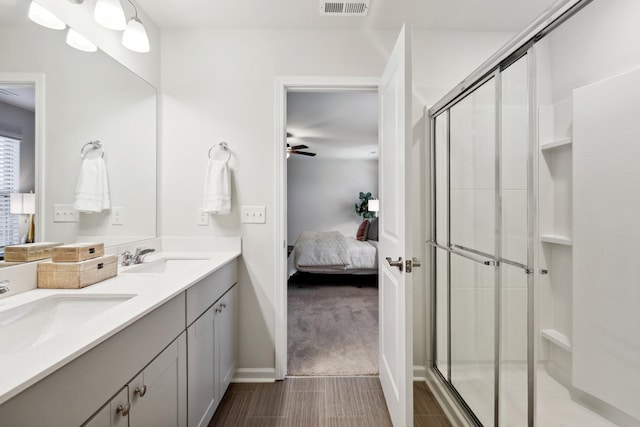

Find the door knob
[[406, 257, 422, 273], [386, 257, 403, 272]]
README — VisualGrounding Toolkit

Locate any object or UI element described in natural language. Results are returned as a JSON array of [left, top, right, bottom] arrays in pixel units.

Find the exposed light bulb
[[122, 17, 149, 53], [94, 0, 126, 30], [28, 1, 65, 30], [66, 28, 97, 52]]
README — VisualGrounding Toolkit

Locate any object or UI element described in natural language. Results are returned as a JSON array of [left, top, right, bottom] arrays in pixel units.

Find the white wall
[[160, 27, 513, 375], [287, 158, 378, 243]]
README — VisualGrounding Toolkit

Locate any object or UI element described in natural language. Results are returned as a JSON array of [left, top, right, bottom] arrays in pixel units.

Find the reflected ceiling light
[[28, 1, 66, 30], [122, 0, 149, 53], [66, 28, 98, 52], [94, 0, 126, 30]]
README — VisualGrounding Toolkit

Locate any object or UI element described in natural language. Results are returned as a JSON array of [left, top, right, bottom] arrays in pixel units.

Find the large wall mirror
[[0, 1, 157, 257]]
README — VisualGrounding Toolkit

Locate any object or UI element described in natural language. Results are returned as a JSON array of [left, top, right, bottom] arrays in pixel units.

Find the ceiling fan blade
[[291, 151, 316, 157], [290, 144, 308, 150]]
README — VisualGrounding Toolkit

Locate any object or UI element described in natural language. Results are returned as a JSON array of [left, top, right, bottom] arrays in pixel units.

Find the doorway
[[274, 77, 380, 380], [0, 77, 41, 254], [285, 89, 380, 376]]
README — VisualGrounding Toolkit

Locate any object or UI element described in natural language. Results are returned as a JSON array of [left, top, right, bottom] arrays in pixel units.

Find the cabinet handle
[[215, 307, 222, 313], [220, 303, 227, 309], [116, 403, 131, 416], [134, 385, 147, 397]]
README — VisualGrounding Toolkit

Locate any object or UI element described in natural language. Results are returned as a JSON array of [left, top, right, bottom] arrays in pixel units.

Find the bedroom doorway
[[279, 82, 381, 378], [275, 77, 379, 379]]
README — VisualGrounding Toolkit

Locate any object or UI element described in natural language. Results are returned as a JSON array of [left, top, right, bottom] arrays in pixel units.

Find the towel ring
[[80, 140, 104, 159], [208, 141, 231, 162]]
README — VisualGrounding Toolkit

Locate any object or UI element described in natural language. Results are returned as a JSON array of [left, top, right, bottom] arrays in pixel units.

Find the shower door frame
[[427, 1, 593, 426], [429, 48, 536, 426]]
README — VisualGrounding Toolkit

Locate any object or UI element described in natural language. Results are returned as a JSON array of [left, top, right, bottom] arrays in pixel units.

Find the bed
[[288, 230, 378, 277]]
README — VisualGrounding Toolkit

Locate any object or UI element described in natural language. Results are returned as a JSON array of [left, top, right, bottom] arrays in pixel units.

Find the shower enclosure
[[428, 0, 640, 426]]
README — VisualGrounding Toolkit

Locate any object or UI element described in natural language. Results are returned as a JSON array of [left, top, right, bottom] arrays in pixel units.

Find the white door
[[378, 24, 413, 427]]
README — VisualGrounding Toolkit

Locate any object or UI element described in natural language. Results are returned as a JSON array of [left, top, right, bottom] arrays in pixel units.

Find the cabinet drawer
[[185, 259, 237, 326]]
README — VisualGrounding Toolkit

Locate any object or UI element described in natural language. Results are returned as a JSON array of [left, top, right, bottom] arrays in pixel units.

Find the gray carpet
[[287, 274, 379, 376]]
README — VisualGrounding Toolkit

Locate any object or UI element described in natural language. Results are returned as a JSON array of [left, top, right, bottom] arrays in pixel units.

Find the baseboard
[[425, 369, 472, 427], [232, 368, 277, 383], [413, 365, 427, 381]]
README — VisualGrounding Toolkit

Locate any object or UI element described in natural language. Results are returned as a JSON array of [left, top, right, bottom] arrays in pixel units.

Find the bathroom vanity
[[0, 247, 240, 427]]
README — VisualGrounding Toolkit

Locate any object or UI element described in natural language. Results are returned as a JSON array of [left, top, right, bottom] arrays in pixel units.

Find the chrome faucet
[[133, 248, 155, 264], [120, 250, 134, 266], [120, 248, 155, 266], [0, 280, 9, 295]]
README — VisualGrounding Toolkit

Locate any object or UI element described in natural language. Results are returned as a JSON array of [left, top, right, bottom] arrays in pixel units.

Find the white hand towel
[[73, 157, 111, 213], [203, 159, 231, 214]]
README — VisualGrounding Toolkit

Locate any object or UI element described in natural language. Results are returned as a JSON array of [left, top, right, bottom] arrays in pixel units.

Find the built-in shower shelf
[[541, 329, 572, 352], [540, 234, 572, 246], [540, 138, 572, 151]]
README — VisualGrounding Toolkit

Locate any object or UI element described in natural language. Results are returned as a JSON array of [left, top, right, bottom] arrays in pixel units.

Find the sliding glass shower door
[[432, 52, 533, 427], [449, 76, 497, 427]]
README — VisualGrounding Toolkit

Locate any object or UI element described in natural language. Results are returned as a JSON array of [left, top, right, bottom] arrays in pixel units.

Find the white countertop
[[0, 250, 241, 405]]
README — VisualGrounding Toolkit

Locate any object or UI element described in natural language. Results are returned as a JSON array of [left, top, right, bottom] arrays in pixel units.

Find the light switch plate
[[54, 204, 79, 223], [112, 207, 124, 225], [197, 208, 209, 226], [241, 206, 266, 224]]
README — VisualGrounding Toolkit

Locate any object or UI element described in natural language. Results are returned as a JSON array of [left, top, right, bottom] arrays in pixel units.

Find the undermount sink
[[0, 294, 135, 355], [123, 257, 210, 274]]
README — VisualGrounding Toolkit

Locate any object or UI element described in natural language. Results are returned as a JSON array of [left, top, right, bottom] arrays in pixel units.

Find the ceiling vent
[[320, 0, 370, 16]]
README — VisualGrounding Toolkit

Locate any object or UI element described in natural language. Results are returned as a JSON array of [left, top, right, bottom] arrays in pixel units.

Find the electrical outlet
[[54, 204, 79, 223], [197, 208, 209, 226], [112, 207, 124, 225], [241, 206, 266, 224]]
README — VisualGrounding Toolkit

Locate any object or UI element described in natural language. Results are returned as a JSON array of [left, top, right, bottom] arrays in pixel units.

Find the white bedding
[[294, 231, 350, 269], [290, 231, 378, 276]]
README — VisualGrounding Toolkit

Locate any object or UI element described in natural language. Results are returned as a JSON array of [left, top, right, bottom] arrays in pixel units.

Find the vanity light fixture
[[28, 1, 66, 30], [122, 0, 150, 53], [66, 28, 98, 52], [94, 0, 126, 31]]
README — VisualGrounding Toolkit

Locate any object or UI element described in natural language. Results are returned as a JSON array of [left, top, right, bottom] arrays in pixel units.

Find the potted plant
[[355, 192, 376, 219]]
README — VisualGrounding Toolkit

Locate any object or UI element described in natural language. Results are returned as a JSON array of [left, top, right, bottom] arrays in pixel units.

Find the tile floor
[[209, 377, 451, 427]]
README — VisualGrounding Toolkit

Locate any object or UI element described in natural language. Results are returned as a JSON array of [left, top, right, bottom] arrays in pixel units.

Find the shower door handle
[[451, 248, 495, 266], [386, 257, 403, 272]]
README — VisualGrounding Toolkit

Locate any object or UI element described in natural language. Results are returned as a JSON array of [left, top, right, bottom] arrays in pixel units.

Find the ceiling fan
[[286, 132, 316, 157]]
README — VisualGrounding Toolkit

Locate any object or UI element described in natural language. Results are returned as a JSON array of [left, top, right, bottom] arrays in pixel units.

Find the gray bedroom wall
[[287, 158, 378, 244]]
